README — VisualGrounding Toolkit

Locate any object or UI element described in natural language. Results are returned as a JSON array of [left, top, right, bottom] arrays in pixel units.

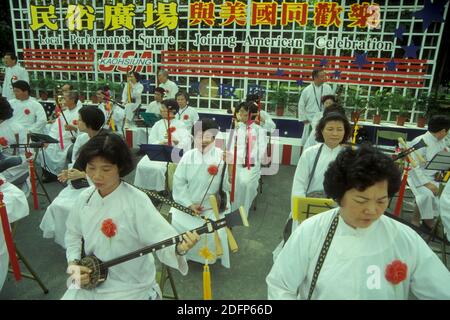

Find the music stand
[[425, 150, 450, 171], [140, 144, 183, 197], [292, 196, 336, 223], [28, 132, 60, 205]]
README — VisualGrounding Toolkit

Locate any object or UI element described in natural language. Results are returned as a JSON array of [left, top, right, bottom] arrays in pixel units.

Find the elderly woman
[[267, 145, 450, 299]]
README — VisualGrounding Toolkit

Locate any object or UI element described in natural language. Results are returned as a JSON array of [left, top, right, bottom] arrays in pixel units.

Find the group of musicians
[[1, 67, 450, 299]]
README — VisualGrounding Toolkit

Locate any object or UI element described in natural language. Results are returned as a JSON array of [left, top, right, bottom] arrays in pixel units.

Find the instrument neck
[[102, 220, 226, 269]]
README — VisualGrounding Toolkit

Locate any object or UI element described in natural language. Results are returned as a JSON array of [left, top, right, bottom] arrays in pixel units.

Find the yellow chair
[[292, 196, 336, 224]]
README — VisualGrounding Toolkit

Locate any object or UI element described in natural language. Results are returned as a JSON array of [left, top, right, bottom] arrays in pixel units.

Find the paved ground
[[0, 158, 448, 300]]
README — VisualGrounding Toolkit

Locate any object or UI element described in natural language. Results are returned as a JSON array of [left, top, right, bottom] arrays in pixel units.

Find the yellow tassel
[[203, 264, 212, 300], [110, 117, 116, 132]]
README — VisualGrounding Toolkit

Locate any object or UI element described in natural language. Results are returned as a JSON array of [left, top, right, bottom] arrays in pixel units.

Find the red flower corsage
[[0, 179, 4, 187], [183, 114, 189, 120], [168, 127, 176, 133], [24, 108, 30, 115], [207, 165, 219, 176], [25, 151, 33, 159], [385, 260, 408, 285], [72, 120, 78, 126], [101, 219, 117, 238], [0, 137, 8, 147], [12, 75, 17, 81]]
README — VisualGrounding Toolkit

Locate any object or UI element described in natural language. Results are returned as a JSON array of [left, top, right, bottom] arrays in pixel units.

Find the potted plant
[[345, 88, 367, 122], [37, 76, 56, 101], [391, 92, 413, 126], [268, 85, 289, 116], [368, 90, 390, 125], [415, 93, 429, 128]]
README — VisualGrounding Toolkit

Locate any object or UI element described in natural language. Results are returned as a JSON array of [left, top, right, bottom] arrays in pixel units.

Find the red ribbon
[[29, 158, 39, 210], [230, 135, 237, 203], [257, 96, 261, 124], [55, 107, 64, 150], [393, 160, 411, 217], [167, 112, 172, 146], [246, 112, 252, 170], [0, 192, 22, 281]]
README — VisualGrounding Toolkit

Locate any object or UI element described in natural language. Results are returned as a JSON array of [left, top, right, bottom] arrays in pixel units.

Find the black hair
[[162, 99, 179, 114], [312, 69, 324, 79], [192, 118, 219, 135], [4, 52, 17, 61], [315, 112, 351, 143], [175, 90, 189, 101], [128, 71, 140, 82], [323, 103, 346, 117], [428, 115, 450, 133], [324, 144, 401, 204], [0, 97, 13, 120], [321, 95, 336, 104], [235, 101, 258, 114], [154, 87, 165, 95], [12, 80, 30, 93], [76, 132, 134, 177], [79, 106, 105, 131], [246, 93, 263, 103]]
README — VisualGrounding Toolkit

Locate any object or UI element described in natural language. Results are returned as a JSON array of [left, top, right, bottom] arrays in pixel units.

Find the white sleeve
[[29, 102, 48, 133], [148, 124, 162, 144], [291, 150, 311, 204], [65, 195, 85, 262], [261, 111, 276, 132], [133, 83, 144, 105], [266, 223, 311, 299], [172, 156, 193, 208], [134, 192, 188, 274], [298, 91, 308, 122], [121, 84, 128, 104], [409, 232, 450, 299]]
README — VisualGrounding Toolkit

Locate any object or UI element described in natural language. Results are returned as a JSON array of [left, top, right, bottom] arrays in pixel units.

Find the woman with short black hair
[[62, 132, 199, 299], [268, 145, 450, 299], [40, 106, 106, 248]]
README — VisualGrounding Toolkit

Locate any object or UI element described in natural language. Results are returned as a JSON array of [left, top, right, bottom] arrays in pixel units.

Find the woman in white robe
[[122, 71, 144, 128], [0, 174, 29, 290], [37, 95, 81, 178], [175, 91, 200, 133], [171, 118, 232, 268], [0, 97, 28, 187], [62, 132, 199, 300], [407, 115, 450, 229], [40, 106, 105, 248], [134, 99, 191, 192], [440, 182, 450, 242], [267, 145, 450, 299], [228, 102, 267, 217]]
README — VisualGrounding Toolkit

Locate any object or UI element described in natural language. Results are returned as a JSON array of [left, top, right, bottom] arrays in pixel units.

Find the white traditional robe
[[121, 82, 144, 123], [303, 111, 324, 149], [228, 122, 267, 217], [407, 131, 448, 219], [62, 182, 188, 300], [37, 105, 81, 175], [144, 101, 162, 115], [267, 208, 450, 299], [159, 80, 178, 99], [2, 64, 29, 100], [175, 106, 199, 133], [9, 98, 47, 134], [134, 119, 191, 191], [0, 175, 29, 290], [0, 119, 29, 186], [40, 133, 91, 248], [170, 146, 231, 268], [439, 182, 450, 241], [298, 83, 334, 146]]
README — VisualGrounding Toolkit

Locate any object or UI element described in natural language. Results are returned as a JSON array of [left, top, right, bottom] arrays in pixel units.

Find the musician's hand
[[189, 204, 204, 215], [160, 139, 168, 145], [43, 143, 49, 149], [303, 120, 310, 124], [47, 119, 56, 124], [177, 231, 200, 253], [58, 170, 69, 183], [224, 151, 234, 164], [172, 138, 179, 145], [67, 168, 85, 180], [64, 124, 78, 132], [67, 262, 92, 287], [424, 182, 439, 196]]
